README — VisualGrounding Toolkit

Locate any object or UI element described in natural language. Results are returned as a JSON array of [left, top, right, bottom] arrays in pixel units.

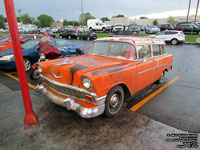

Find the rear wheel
[[102, 28, 106, 32], [156, 71, 165, 84], [68, 35, 71, 39], [87, 37, 90, 40], [59, 35, 63, 39], [103, 85, 124, 117], [171, 39, 178, 45]]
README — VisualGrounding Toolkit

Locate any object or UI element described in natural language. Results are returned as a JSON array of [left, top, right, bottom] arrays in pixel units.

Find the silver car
[[146, 26, 160, 34]]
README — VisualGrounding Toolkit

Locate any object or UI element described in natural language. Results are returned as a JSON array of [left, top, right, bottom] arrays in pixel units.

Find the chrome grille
[[44, 79, 86, 99]]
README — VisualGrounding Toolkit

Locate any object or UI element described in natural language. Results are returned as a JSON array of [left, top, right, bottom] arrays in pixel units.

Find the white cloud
[[132, 8, 197, 19]]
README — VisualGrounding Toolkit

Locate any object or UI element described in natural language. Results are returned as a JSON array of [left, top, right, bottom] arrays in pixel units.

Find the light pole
[[186, 0, 191, 22], [18, 9, 23, 32], [194, 0, 199, 22]]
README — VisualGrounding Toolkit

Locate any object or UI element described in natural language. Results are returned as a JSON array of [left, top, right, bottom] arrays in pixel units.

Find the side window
[[160, 45, 166, 55], [137, 45, 151, 59], [96, 23, 98, 26], [152, 45, 160, 56], [153, 45, 166, 56]]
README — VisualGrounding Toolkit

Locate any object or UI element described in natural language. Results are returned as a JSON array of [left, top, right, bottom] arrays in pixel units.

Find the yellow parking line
[[0, 71, 36, 89], [130, 76, 180, 111]]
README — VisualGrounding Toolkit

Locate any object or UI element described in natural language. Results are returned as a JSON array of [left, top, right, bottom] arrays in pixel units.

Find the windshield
[[88, 41, 132, 57], [21, 40, 39, 49], [6, 35, 26, 42], [0, 36, 10, 42]]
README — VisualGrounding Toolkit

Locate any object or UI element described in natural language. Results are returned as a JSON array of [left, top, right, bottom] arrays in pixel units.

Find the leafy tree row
[[0, 12, 179, 29]]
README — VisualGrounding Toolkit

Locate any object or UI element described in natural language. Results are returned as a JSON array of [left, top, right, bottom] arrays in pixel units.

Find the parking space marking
[[0, 71, 36, 89], [130, 76, 180, 111]]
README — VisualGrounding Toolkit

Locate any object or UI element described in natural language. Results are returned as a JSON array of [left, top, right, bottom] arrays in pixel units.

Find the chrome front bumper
[[36, 84, 105, 118]]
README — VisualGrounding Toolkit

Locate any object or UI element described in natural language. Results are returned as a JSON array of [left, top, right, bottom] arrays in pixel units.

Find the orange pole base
[[24, 112, 40, 129]]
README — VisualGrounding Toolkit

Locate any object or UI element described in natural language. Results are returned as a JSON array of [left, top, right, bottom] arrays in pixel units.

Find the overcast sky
[[0, 0, 199, 21]]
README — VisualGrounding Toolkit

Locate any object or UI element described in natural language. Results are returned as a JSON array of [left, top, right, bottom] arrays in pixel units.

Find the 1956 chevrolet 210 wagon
[[36, 37, 173, 118]]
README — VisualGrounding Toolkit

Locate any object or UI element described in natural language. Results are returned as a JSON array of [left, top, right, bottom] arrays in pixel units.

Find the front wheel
[[29, 69, 40, 80], [103, 85, 124, 117], [24, 58, 31, 71]]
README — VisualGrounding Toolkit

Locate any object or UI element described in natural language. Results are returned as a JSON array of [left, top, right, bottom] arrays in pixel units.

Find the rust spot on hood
[[69, 64, 89, 85], [69, 64, 89, 73], [92, 63, 128, 76]]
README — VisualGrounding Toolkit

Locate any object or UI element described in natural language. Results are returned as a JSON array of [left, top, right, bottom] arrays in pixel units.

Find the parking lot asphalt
[[1, 82, 198, 150], [0, 40, 200, 149]]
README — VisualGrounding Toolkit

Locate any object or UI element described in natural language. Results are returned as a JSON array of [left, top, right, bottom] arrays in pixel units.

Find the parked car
[[77, 31, 97, 40], [146, 26, 161, 34], [0, 34, 45, 51], [158, 24, 174, 31], [149, 30, 185, 45], [0, 38, 83, 71], [176, 22, 200, 34], [36, 36, 173, 118], [111, 30, 137, 37], [112, 24, 124, 33], [59, 29, 78, 39], [127, 23, 140, 33]]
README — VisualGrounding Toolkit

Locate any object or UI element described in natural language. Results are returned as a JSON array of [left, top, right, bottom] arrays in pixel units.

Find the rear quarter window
[[152, 45, 166, 56]]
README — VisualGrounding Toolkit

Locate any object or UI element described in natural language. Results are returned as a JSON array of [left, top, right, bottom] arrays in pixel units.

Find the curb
[[184, 42, 198, 45]]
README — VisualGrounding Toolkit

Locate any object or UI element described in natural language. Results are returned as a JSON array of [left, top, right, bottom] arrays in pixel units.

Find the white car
[[149, 30, 185, 45], [113, 24, 124, 33]]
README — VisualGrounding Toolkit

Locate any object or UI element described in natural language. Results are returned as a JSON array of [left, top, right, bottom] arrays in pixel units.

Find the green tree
[[21, 13, 34, 24], [112, 14, 125, 18], [37, 14, 54, 27], [0, 14, 5, 29], [167, 16, 177, 24], [153, 19, 158, 25], [79, 12, 95, 25], [101, 17, 110, 22], [63, 19, 68, 26], [140, 16, 148, 19]]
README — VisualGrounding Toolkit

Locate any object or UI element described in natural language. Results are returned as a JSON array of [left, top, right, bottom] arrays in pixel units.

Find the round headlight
[[82, 77, 93, 89], [38, 65, 43, 74]]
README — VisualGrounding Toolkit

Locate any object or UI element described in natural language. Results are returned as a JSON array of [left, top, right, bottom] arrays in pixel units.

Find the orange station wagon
[[36, 37, 173, 118]]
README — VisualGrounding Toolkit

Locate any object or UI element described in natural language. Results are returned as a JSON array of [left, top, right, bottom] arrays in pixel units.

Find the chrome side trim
[[137, 64, 172, 75], [138, 66, 157, 75]]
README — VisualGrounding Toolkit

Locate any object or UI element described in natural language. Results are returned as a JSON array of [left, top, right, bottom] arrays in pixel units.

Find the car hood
[[40, 55, 131, 86]]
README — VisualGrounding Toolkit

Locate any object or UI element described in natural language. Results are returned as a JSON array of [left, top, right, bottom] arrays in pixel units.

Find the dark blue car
[[0, 38, 83, 71]]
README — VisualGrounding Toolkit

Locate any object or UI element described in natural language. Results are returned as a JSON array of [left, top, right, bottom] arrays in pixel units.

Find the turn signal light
[[85, 95, 94, 102]]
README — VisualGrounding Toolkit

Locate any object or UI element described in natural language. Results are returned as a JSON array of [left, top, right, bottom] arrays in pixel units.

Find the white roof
[[95, 36, 165, 45]]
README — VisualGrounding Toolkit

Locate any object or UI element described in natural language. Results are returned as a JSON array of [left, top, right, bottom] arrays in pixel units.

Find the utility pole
[[194, 0, 200, 22], [186, 0, 192, 22]]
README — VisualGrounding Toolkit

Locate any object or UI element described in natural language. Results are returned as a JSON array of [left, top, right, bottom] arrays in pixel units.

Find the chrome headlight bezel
[[0, 54, 14, 61], [82, 77, 93, 90], [37, 65, 44, 74]]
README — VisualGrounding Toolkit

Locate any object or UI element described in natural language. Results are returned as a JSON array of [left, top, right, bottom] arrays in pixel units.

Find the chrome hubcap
[[110, 94, 119, 108], [24, 60, 31, 71]]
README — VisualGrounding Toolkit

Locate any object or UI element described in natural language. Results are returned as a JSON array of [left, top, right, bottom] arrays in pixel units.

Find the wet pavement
[[0, 41, 200, 149], [1, 82, 198, 150]]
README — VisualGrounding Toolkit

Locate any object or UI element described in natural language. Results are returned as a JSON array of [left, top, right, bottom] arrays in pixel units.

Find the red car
[[0, 34, 44, 51]]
